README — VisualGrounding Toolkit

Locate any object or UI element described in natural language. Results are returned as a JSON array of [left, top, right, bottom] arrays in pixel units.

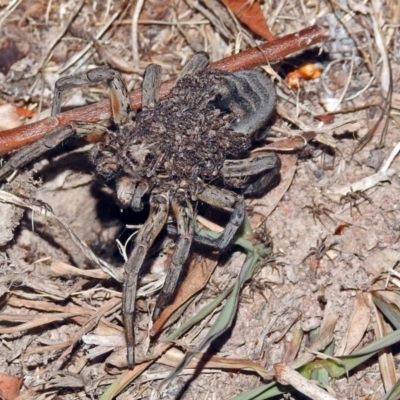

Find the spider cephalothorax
[[0, 52, 281, 368]]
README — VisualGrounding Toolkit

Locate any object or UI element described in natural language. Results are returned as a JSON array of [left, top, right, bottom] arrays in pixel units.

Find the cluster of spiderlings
[[119, 70, 251, 193]]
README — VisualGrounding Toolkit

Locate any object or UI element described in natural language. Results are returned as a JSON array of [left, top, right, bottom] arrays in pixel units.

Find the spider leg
[[52, 67, 134, 126], [222, 153, 280, 178], [0, 122, 111, 181], [196, 184, 245, 250], [152, 197, 195, 321], [176, 52, 210, 82], [142, 64, 162, 110], [0, 125, 71, 181], [217, 71, 276, 140], [222, 153, 281, 196], [123, 194, 169, 368], [0, 68, 134, 181]]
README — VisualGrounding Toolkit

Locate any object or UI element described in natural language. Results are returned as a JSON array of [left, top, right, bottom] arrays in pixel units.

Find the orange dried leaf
[[315, 113, 335, 124], [334, 222, 350, 235], [0, 372, 23, 400], [15, 106, 36, 118], [0, 104, 22, 130], [151, 256, 218, 335], [287, 62, 322, 88], [220, 0, 275, 41]]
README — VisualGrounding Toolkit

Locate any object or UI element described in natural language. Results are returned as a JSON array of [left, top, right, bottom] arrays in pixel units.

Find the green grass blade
[[372, 291, 400, 329], [230, 382, 285, 400], [232, 327, 400, 399], [382, 378, 400, 400]]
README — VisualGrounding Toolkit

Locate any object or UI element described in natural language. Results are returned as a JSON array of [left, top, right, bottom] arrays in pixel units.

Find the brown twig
[[0, 25, 329, 155]]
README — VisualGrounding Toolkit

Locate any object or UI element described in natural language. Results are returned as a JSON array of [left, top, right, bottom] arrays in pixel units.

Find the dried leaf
[[158, 232, 265, 389], [314, 133, 337, 149], [282, 328, 303, 364], [286, 63, 322, 88], [0, 372, 22, 400], [341, 293, 371, 355], [253, 137, 307, 152], [374, 298, 397, 391], [315, 114, 335, 124], [0, 313, 82, 334], [92, 37, 139, 74], [152, 256, 218, 335], [7, 297, 92, 315], [158, 348, 270, 378], [220, 0, 275, 41], [0, 104, 22, 130], [49, 259, 110, 279], [102, 343, 172, 397]]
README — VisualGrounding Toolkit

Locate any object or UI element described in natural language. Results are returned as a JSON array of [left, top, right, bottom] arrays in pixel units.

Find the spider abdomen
[[120, 70, 254, 191]]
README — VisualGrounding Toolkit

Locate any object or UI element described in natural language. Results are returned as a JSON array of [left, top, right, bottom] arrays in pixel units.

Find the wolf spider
[[0, 52, 281, 367], [340, 188, 372, 216]]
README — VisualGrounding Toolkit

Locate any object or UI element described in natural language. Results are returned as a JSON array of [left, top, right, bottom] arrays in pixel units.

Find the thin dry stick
[[103, 19, 210, 25], [103, 0, 112, 23], [371, 0, 392, 148], [45, 0, 53, 25], [0, 0, 22, 31], [185, 0, 232, 40], [0, 313, 83, 334], [59, 0, 135, 74], [36, 0, 85, 72], [40, 297, 121, 374], [138, 19, 209, 25], [274, 363, 338, 400], [353, 3, 392, 152], [131, 0, 145, 69], [327, 137, 400, 198]]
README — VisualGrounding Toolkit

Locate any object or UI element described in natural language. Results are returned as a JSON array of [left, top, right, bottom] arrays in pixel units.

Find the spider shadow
[[27, 141, 142, 265], [32, 138, 93, 179], [174, 324, 236, 400], [279, 47, 330, 76]]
